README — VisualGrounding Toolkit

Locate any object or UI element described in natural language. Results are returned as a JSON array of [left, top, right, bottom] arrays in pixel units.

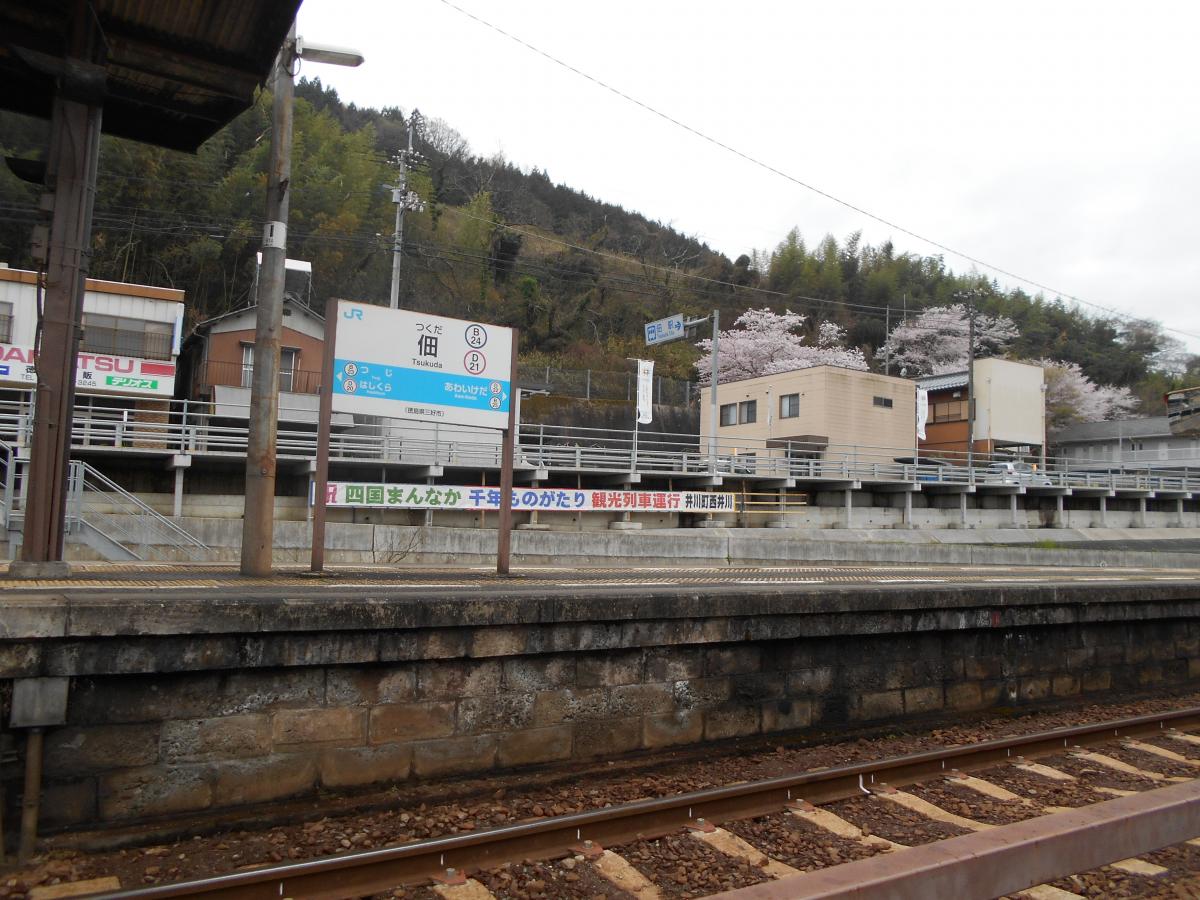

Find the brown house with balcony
[[183, 295, 327, 423], [916, 358, 1046, 461]]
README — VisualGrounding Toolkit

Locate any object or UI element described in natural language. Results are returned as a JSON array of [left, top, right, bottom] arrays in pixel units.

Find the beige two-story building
[[699, 365, 916, 465]]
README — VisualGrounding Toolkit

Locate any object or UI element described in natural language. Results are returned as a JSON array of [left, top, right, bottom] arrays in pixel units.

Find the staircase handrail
[[71, 459, 209, 557]]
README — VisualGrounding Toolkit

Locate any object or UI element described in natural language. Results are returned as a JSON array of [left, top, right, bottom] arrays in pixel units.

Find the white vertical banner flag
[[636, 359, 654, 424], [916, 388, 929, 440]]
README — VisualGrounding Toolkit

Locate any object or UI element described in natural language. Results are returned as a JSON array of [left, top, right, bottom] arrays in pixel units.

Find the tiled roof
[[915, 371, 969, 391], [1051, 417, 1170, 443]]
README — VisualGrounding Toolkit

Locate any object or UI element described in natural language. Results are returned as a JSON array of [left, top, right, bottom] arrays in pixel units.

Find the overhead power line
[[436, 0, 1199, 343]]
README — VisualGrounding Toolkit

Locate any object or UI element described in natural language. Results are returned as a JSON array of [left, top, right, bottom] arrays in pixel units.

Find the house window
[[242, 344, 298, 391], [0, 301, 12, 343], [872, 395, 894, 409], [719, 402, 737, 426], [932, 400, 967, 422], [780, 393, 800, 418], [739, 400, 757, 424], [241, 344, 255, 388], [81, 314, 173, 360], [280, 348, 298, 392]]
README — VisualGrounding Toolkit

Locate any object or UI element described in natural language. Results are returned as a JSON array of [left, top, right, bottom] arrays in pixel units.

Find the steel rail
[[716, 779, 1200, 900], [96, 706, 1200, 900]]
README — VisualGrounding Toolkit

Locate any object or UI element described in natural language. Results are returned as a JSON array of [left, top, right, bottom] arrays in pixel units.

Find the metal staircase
[[1, 439, 210, 561]]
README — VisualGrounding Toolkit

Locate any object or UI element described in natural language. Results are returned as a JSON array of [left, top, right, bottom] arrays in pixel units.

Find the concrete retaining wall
[[2, 584, 1198, 829], [75, 520, 1200, 568], [5, 520, 1200, 569]]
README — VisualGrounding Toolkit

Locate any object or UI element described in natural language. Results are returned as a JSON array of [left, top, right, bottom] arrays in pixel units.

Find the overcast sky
[[296, 0, 1200, 352]]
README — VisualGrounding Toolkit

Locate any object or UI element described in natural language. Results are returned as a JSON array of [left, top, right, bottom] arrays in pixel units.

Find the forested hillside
[[0, 79, 1194, 412]]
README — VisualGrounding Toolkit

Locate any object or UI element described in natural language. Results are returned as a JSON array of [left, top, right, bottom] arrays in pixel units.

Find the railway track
[[74, 706, 1200, 900]]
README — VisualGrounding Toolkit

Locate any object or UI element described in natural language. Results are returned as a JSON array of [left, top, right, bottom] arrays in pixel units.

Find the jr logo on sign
[[343, 308, 364, 320]]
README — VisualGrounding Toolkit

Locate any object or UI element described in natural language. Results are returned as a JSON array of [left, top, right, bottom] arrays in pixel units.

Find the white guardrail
[[0, 397, 1197, 494]]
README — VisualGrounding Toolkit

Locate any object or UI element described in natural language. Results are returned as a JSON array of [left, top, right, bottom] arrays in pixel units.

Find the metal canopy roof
[[0, 0, 301, 152]]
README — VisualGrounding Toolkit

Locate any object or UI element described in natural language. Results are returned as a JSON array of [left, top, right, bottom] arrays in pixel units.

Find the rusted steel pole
[[310, 303, 338, 572], [17, 728, 43, 862], [20, 67, 103, 567], [241, 24, 295, 576], [496, 330, 519, 575]]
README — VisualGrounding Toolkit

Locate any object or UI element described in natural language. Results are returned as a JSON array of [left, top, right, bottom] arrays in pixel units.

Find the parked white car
[[983, 461, 1052, 486]]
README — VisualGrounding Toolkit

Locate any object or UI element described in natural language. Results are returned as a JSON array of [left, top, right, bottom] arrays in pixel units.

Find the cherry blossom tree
[[875, 303, 1018, 376], [1040, 359, 1139, 430], [695, 308, 866, 385]]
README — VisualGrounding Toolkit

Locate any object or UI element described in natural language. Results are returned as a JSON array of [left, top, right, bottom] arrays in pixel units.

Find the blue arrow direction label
[[334, 358, 510, 413]]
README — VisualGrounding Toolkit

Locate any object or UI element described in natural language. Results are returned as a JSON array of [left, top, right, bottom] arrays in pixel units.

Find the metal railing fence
[[0, 396, 1197, 494], [195, 359, 324, 395]]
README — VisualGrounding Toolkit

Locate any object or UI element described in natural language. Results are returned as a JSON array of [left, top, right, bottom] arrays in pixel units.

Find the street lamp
[[295, 37, 364, 67], [241, 23, 363, 577]]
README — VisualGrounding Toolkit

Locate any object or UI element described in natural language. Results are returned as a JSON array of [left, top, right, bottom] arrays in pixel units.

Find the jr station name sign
[[331, 302, 513, 429]]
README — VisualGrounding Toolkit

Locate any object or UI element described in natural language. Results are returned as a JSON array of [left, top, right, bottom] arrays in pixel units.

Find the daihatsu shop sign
[[0, 344, 176, 397], [332, 302, 513, 429]]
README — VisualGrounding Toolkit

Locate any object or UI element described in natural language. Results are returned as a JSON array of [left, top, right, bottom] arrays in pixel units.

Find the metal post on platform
[[310, 303, 339, 573], [18, 728, 43, 862], [16, 17, 104, 575], [496, 330, 520, 575]]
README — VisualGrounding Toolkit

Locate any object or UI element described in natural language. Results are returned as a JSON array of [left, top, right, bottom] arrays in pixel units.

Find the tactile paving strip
[[1, 563, 1197, 593]]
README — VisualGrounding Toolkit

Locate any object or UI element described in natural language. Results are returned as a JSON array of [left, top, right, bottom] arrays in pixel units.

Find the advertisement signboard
[[331, 302, 513, 429], [321, 482, 737, 512], [0, 344, 176, 397]]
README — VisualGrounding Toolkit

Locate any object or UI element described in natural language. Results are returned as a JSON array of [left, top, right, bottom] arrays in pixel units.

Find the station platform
[[2, 559, 1198, 832]]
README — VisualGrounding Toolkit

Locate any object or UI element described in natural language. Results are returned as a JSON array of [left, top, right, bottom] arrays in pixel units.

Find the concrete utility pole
[[240, 24, 295, 577], [388, 111, 424, 310], [884, 303, 891, 376], [709, 309, 720, 471], [240, 25, 362, 576], [965, 292, 977, 472]]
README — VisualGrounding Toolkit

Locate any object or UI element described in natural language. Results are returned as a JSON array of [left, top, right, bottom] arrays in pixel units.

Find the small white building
[[0, 265, 185, 446]]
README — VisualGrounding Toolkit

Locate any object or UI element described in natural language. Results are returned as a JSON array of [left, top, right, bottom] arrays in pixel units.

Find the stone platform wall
[[2, 585, 1198, 829]]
